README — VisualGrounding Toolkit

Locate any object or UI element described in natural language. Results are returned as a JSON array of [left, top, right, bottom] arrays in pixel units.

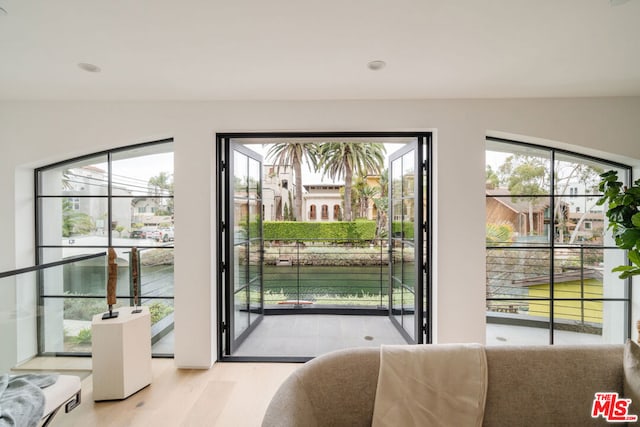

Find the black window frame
[[34, 138, 175, 357], [486, 136, 632, 344]]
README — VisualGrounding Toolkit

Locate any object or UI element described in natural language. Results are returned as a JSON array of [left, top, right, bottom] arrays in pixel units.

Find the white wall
[[1, 98, 639, 368]]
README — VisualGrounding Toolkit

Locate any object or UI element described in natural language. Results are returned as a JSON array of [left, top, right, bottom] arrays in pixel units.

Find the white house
[[303, 184, 343, 221]]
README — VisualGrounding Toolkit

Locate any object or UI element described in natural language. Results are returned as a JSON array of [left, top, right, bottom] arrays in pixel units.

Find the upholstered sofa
[[263, 345, 626, 426]]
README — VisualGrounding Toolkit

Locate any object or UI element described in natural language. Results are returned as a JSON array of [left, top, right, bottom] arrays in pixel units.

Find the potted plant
[[597, 170, 640, 279]]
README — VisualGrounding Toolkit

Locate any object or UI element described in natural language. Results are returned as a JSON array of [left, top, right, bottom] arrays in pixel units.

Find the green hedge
[[264, 220, 377, 241], [391, 221, 415, 239]]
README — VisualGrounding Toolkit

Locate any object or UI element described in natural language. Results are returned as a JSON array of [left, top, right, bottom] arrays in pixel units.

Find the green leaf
[[632, 212, 640, 228], [619, 229, 640, 249], [629, 250, 640, 267], [618, 268, 640, 280], [612, 265, 635, 272], [600, 170, 618, 180]]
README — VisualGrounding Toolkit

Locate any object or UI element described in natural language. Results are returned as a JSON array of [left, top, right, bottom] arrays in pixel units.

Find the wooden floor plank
[[49, 359, 299, 427]]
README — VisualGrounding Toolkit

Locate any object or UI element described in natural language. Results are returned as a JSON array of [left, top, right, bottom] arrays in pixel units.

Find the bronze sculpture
[[131, 247, 141, 313], [102, 247, 119, 319]]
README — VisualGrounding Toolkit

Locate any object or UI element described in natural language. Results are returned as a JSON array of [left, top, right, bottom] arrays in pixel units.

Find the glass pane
[[553, 195, 604, 245], [39, 155, 109, 196], [391, 275, 402, 325], [554, 153, 625, 197], [148, 298, 175, 355], [234, 244, 248, 291], [234, 199, 249, 242], [42, 296, 128, 354], [41, 257, 114, 296], [486, 304, 551, 346], [248, 157, 260, 197], [402, 241, 415, 284], [248, 199, 261, 240], [234, 151, 248, 197], [403, 199, 415, 239], [485, 142, 551, 194], [552, 247, 603, 300], [248, 240, 261, 286], [234, 288, 249, 339], [601, 248, 629, 299], [41, 296, 175, 354], [486, 247, 551, 300], [111, 143, 174, 197], [402, 278, 415, 337], [553, 301, 627, 345], [40, 197, 108, 247], [391, 158, 402, 200], [127, 196, 174, 240], [485, 196, 550, 244], [39, 247, 106, 264], [138, 248, 175, 298], [391, 201, 403, 238], [552, 248, 627, 297], [402, 150, 415, 198], [249, 281, 262, 326]]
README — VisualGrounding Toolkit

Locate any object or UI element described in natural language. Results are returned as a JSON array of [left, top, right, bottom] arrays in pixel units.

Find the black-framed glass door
[[388, 138, 429, 343], [221, 140, 264, 355]]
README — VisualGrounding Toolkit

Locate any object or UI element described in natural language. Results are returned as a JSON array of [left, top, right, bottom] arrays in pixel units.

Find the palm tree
[[266, 142, 318, 221], [317, 143, 386, 221], [148, 171, 174, 216], [373, 169, 389, 238], [148, 171, 173, 197], [358, 184, 380, 219]]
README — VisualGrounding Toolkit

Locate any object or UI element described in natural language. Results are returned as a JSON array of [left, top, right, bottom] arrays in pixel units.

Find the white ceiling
[[1, 0, 639, 100]]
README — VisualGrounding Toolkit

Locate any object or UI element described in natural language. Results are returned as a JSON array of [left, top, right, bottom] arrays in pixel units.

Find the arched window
[[36, 138, 175, 356], [321, 204, 329, 220], [333, 204, 341, 220], [485, 137, 631, 345], [309, 204, 316, 220]]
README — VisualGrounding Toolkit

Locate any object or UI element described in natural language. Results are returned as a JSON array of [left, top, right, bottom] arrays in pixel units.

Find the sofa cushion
[[483, 345, 623, 426]]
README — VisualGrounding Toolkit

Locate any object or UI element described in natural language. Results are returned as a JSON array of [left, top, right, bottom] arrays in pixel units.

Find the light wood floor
[[47, 359, 300, 427]]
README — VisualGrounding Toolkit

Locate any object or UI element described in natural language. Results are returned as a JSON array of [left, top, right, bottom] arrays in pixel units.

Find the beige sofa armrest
[[262, 375, 319, 427], [263, 347, 380, 427]]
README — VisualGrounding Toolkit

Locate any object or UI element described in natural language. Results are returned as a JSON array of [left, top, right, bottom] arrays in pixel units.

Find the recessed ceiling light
[[367, 60, 386, 71], [78, 63, 101, 73]]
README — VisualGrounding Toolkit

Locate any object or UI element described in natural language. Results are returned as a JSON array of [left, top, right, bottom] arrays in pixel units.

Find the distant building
[[303, 184, 343, 221], [513, 269, 603, 324], [263, 164, 295, 221], [486, 187, 548, 237], [486, 185, 602, 243], [63, 166, 132, 234]]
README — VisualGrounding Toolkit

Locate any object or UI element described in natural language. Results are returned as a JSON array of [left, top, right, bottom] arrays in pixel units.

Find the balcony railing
[[485, 244, 628, 338], [0, 253, 105, 372], [0, 248, 175, 369], [263, 238, 392, 311]]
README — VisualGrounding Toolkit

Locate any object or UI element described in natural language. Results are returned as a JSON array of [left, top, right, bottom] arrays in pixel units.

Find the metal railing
[[263, 238, 392, 310], [485, 244, 628, 336], [1, 247, 175, 368], [0, 253, 106, 372]]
